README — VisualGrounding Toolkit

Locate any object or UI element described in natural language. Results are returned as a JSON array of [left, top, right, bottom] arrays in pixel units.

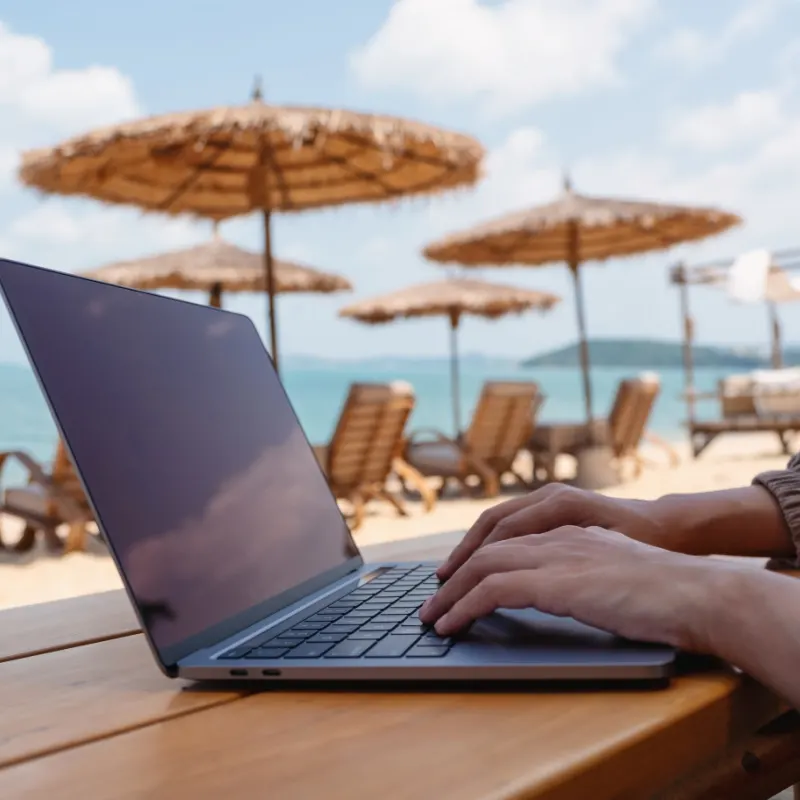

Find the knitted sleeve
[[753, 451, 800, 569]]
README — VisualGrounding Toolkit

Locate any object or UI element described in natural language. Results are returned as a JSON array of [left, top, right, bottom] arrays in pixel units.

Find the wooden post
[[250, 78, 279, 375], [567, 221, 593, 428], [769, 300, 783, 369], [448, 310, 462, 439], [677, 263, 696, 425], [208, 281, 222, 309], [263, 208, 279, 374]]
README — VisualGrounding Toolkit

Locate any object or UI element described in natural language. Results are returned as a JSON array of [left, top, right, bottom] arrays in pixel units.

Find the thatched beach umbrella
[[339, 278, 560, 434], [424, 177, 740, 426], [18, 84, 484, 373], [82, 228, 351, 314]]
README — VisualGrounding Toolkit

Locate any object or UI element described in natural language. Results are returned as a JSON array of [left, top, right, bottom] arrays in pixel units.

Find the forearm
[[699, 567, 800, 709], [650, 486, 796, 559]]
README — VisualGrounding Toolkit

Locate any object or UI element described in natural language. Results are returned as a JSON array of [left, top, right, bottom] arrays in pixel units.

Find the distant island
[[520, 338, 787, 369]]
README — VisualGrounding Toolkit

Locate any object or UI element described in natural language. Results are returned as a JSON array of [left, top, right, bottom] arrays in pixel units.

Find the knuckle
[[479, 573, 506, 602], [475, 507, 498, 527], [492, 517, 513, 538]]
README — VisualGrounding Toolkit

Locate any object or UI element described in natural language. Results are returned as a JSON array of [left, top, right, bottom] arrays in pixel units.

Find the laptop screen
[[0, 260, 360, 666]]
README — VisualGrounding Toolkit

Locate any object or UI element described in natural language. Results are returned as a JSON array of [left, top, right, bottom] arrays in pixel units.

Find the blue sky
[[2, 0, 800, 363]]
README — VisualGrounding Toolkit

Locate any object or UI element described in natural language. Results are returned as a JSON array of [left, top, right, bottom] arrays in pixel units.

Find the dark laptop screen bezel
[[0, 259, 365, 675]]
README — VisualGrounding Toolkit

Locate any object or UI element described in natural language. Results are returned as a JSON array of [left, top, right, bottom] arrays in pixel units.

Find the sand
[[0, 432, 794, 611]]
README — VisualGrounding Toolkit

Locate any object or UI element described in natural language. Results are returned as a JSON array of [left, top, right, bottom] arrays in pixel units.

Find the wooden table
[[1, 529, 799, 800]]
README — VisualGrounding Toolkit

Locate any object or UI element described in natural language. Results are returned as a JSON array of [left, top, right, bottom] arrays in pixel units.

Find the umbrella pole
[[677, 264, 696, 425], [263, 209, 279, 374], [449, 311, 462, 439], [769, 300, 783, 369], [567, 223, 593, 428]]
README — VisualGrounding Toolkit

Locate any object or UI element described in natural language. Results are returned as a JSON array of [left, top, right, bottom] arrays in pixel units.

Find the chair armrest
[[405, 428, 456, 446], [0, 450, 87, 522]]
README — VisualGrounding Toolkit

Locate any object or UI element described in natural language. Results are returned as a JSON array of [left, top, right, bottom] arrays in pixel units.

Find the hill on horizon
[[520, 338, 773, 369]]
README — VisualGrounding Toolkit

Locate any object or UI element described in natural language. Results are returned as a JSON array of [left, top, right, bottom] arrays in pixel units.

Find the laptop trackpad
[[463, 608, 624, 650]]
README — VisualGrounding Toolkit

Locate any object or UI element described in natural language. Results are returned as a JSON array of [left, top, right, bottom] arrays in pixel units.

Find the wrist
[[647, 487, 793, 558], [696, 566, 783, 661], [645, 494, 707, 554]]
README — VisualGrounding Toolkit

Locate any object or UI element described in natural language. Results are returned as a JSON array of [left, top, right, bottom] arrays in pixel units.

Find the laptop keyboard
[[218, 565, 453, 661]]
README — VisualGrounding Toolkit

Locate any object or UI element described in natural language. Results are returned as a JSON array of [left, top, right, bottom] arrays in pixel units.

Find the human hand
[[422, 526, 744, 652], [438, 484, 667, 581]]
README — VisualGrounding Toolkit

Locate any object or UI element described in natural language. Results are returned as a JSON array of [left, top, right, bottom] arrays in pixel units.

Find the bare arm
[[705, 567, 800, 709], [651, 485, 796, 559]]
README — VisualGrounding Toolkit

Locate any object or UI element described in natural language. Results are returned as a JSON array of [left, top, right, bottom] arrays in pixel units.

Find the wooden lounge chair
[[689, 374, 800, 458], [403, 381, 542, 498], [313, 382, 434, 530], [0, 440, 94, 553], [529, 374, 677, 483]]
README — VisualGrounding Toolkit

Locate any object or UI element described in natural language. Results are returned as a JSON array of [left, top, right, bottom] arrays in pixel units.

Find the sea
[[0, 359, 729, 485]]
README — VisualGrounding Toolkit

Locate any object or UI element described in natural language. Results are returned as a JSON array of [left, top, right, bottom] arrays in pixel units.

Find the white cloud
[[666, 89, 784, 150], [421, 80, 800, 269], [1, 203, 207, 270], [0, 21, 206, 275], [657, 0, 784, 68], [426, 127, 560, 233], [0, 23, 139, 129], [0, 20, 141, 198], [350, 0, 654, 116]]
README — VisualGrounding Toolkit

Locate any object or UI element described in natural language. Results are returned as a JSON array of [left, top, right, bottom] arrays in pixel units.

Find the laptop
[[0, 258, 676, 684]]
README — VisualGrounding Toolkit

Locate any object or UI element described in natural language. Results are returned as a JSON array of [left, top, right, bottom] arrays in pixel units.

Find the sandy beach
[[0, 431, 792, 612]]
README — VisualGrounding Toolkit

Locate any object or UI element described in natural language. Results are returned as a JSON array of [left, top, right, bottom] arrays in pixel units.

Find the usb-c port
[[262, 669, 281, 676], [229, 669, 248, 677]]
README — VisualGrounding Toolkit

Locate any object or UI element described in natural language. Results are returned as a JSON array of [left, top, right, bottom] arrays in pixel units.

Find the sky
[[1, 0, 800, 363]]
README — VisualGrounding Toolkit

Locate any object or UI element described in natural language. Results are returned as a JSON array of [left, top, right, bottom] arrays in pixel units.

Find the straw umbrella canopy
[[18, 84, 484, 374], [339, 278, 560, 434], [424, 177, 741, 426], [81, 228, 351, 312]]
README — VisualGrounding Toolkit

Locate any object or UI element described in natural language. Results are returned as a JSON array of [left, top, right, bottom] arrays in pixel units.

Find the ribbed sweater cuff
[[753, 466, 800, 569]]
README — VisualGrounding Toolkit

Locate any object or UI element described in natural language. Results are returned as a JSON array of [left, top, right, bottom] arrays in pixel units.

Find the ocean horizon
[[0, 358, 731, 484]]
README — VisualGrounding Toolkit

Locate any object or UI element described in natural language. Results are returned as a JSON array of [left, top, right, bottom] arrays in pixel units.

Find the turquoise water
[[0, 360, 730, 484]]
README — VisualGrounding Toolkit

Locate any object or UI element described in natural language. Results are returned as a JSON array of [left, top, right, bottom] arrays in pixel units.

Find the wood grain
[[0, 529, 462, 666], [0, 590, 139, 663], [0, 634, 244, 769], [0, 672, 781, 800]]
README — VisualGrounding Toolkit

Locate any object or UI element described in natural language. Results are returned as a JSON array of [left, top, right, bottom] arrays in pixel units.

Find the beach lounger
[[529, 374, 675, 483], [0, 440, 94, 553], [403, 381, 541, 498], [313, 382, 434, 530], [689, 371, 800, 457]]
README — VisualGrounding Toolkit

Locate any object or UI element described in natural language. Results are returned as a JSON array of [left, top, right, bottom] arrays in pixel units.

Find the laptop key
[[324, 623, 360, 634], [284, 642, 334, 658], [325, 640, 375, 658], [247, 647, 291, 659], [293, 621, 327, 631], [218, 645, 254, 659], [307, 613, 342, 623], [360, 622, 397, 633], [308, 632, 348, 644], [276, 629, 312, 640], [347, 630, 386, 641], [407, 645, 450, 658], [364, 635, 421, 658]]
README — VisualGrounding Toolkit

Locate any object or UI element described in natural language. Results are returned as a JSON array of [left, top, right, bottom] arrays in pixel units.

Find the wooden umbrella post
[[448, 309, 462, 440], [567, 221, 593, 428], [676, 263, 696, 425], [769, 300, 783, 369], [209, 281, 223, 309], [263, 208, 279, 374]]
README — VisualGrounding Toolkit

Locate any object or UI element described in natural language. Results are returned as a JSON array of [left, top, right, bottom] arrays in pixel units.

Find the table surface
[[0, 530, 789, 800]]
